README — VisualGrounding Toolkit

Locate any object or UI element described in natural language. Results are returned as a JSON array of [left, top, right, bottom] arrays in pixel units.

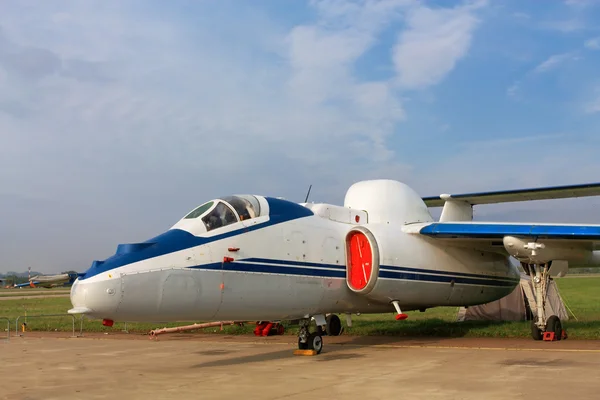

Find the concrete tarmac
[[2, 334, 600, 400]]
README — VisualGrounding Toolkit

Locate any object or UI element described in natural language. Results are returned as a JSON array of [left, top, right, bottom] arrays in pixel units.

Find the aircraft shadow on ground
[[191, 318, 600, 367], [192, 342, 365, 368], [192, 349, 294, 368], [346, 318, 519, 337]]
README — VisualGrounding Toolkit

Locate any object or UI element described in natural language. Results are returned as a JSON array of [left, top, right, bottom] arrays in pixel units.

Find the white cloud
[[284, 0, 414, 162], [0, 1, 411, 185], [0, 1, 414, 272], [392, 1, 486, 89], [533, 52, 577, 73], [0, 0, 494, 273], [411, 134, 600, 225], [585, 37, 600, 50]]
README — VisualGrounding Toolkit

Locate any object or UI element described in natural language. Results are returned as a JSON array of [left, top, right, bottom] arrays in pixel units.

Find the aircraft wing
[[418, 222, 600, 241], [412, 182, 600, 266], [406, 221, 600, 266], [422, 182, 600, 207]]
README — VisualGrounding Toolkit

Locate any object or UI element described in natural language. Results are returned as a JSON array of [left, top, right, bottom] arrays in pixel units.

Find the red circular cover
[[348, 231, 372, 290]]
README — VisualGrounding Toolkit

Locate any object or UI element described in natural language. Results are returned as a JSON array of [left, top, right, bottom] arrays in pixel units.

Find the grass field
[[0, 288, 70, 298], [1, 277, 599, 339]]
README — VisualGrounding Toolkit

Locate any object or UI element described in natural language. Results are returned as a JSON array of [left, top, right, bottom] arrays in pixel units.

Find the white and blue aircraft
[[14, 273, 78, 289], [69, 180, 600, 353]]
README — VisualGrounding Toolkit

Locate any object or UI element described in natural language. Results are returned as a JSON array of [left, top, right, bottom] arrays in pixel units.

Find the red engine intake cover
[[347, 231, 373, 291]]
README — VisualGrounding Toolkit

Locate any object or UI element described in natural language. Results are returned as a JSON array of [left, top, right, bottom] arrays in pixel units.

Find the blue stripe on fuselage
[[244, 257, 346, 270], [379, 264, 518, 283], [378, 270, 516, 287], [79, 197, 314, 280], [245, 258, 518, 283], [190, 260, 518, 287], [190, 261, 346, 278]]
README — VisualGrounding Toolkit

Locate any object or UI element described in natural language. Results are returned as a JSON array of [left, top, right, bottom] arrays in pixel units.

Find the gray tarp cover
[[457, 274, 569, 322]]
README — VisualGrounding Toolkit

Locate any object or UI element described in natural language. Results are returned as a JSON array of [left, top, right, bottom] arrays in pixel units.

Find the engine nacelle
[[343, 180, 434, 302], [344, 225, 410, 304], [344, 180, 433, 225]]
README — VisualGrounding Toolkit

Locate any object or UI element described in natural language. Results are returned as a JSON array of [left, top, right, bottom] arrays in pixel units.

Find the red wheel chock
[[261, 322, 274, 336], [253, 322, 285, 336], [542, 332, 556, 341], [253, 322, 266, 336], [543, 329, 568, 341]]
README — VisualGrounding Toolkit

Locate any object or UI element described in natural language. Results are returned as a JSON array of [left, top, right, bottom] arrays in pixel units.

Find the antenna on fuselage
[[304, 184, 313, 203]]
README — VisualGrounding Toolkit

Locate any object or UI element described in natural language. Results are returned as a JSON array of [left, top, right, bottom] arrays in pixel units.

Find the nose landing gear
[[294, 313, 347, 354], [297, 319, 323, 354]]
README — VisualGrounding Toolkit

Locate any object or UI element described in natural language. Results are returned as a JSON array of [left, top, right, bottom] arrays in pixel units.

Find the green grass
[[0, 291, 69, 298], [343, 277, 600, 339], [1, 277, 600, 339], [0, 289, 70, 298]]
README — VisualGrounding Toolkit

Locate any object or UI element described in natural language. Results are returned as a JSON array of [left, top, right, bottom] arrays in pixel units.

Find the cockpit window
[[220, 195, 260, 221], [184, 201, 214, 219], [202, 202, 238, 231]]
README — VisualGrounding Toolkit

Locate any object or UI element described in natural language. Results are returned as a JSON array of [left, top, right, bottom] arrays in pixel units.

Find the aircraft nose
[[69, 279, 89, 313], [68, 278, 120, 319]]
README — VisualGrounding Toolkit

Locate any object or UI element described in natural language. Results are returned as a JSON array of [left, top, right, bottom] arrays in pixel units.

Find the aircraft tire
[[530, 320, 543, 341], [326, 314, 342, 336], [546, 315, 562, 341], [298, 337, 309, 350], [307, 332, 323, 354]]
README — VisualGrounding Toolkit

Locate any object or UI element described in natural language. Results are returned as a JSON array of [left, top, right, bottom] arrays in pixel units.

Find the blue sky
[[1, 0, 600, 273]]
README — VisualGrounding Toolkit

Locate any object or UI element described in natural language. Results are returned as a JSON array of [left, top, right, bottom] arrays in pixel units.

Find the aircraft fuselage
[[70, 196, 520, 323]]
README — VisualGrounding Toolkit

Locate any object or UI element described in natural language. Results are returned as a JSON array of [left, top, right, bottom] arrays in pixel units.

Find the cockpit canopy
[[182, 195, 261, 232]]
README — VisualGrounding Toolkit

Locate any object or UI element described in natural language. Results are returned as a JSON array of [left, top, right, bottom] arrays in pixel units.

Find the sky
[[1, 0, 600, 274]]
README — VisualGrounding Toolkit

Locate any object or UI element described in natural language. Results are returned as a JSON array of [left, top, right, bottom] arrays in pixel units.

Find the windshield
[[220, 195, 260, 221], [202, 202, 238, 231], [184, 201, 214, 219], [180, 195, 261, 233]]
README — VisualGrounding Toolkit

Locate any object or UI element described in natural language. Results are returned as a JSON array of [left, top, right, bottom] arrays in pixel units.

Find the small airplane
[[14, 273, 78, 289], [69, 180, 600, 353]]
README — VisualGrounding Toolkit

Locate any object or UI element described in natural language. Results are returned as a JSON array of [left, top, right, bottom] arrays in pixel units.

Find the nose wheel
[[297, 319, 323, 354], [298, 332, 323, 353]]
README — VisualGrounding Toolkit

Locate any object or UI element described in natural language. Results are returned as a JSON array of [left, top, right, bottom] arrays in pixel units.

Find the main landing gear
[[523, 262, 565, 341]]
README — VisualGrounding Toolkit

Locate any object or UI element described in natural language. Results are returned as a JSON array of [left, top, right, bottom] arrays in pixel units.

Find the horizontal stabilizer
[[423, 182, 600, 207]]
